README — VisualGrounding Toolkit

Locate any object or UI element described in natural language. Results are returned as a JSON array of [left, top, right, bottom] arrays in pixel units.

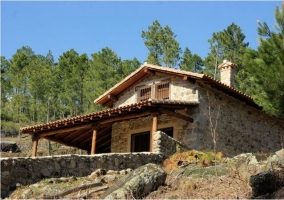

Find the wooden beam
[[35, 124, 92, 138], [183, 76, 196, 84], [64, 128, 88, 140], [159, 107, 194, 123], [80, 127, 111, 146], [43, 136, 88, 151], [151, 114, 158, 152], [99, 111, 152, 125], [108, 94, 118, 101], [144, 68, 155, 76], [32, 135, 38, 157], [97, 138, 111, 149], [91, 129, 97, 154], [71, 128, 93, 143]]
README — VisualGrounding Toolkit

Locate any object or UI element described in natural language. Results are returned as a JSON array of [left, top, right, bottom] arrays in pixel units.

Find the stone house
[[21, 61, 284, 157]]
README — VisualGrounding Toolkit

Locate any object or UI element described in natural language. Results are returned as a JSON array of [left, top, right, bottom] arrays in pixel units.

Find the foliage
[[142, 20, 182, 68], [204, 23, 249, 80], [179, 47, 204, 72], [242, 3, 284, 118], [1, 46, 139, 133]]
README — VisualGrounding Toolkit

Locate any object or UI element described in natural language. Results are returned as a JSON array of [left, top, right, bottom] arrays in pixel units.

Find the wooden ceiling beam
[[108, 94, 118, 101], [71, 128, 93, 143], [43, 136, 88, 151], [35, 124, 92, 139], [159, 107, 194, 123], [64, 128, 90, 140], [80, 127, 111, 146], [144, 68, 155, 76], [99, 110, 152, 125], [97, 139, 111, 149], [183, 76, 196, 84]]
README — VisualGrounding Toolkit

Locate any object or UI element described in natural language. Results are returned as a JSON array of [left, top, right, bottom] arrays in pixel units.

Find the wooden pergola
[[21, 100, 198, 157]]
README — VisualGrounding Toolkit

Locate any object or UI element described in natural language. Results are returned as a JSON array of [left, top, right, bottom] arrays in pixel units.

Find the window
[[156, 82, 170, 100], [137, 85, 151, 102], [131, 131, 150, 152], [159, 127, 173, 137], [136, 80, 170, 102], [130, 127, 173, 152]]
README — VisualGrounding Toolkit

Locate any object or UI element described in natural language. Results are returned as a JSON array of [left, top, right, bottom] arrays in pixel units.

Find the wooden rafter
[[108, 94, 118, 101], [159, 107, 194, 123], [99, 110, 152, 125], [144, 68, 155, 76], [71, 128, 93, 143], [34, 124, 92, 139], [43, 136, 89, 151]]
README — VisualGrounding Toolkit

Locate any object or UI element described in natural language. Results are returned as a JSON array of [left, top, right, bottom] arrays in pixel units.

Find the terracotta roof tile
[[20, 99, 198, 133]]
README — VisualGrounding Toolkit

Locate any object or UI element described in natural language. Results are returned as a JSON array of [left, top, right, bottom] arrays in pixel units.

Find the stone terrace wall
[[153, 131, 191, 158], [1, 153, 163, 198]]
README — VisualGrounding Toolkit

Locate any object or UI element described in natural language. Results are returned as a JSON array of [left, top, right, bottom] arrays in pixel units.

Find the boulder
[[102, 163, 167, 199], [250, 168, 284, 198], [1, 141, 21, 153]]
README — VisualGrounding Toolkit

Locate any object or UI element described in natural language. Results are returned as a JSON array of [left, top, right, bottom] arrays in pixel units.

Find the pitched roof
[[94, 62, 261, 109], [20, 99, 198, 152]]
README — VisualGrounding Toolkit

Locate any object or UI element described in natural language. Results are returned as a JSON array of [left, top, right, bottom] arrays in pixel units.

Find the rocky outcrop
[[102, 163, 167, 199], [1, 141, 20, 153], [249, 149, 284, 199], [1, 153, 163, 198]]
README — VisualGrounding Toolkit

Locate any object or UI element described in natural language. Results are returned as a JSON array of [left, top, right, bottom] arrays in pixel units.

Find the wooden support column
[[32, 135, 39, 157], [91, 129, 97, 155], [151, 114, 158, 152]]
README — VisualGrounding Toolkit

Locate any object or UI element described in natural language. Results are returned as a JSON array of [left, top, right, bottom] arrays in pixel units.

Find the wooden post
[[91, 129, 97, 155], [32, 135, 38, 157], [151, 114, 158, 152]]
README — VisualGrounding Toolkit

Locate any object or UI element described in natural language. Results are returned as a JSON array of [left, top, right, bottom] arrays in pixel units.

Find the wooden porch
[[21, 100, 198, 157]]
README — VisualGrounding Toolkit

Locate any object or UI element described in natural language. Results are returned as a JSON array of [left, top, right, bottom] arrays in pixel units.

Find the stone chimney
[[218, 60, 237, 88]]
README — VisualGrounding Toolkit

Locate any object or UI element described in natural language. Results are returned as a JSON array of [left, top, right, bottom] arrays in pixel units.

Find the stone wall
[[153, 131, 191, 158], [111, 81, 283, 157], [111, 112, 194, 153], [1, 153, 163, 198], [114, 73, 198, 108], [191, 83, 284, 156]]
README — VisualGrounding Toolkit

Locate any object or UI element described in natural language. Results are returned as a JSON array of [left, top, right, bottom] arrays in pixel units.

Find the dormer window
[[136, 80, 170, 102]]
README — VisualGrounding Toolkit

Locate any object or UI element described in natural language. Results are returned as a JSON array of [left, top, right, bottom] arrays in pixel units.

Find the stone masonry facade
[[110, 73, 283, 157], [113, 72, 198, 108], [196, 83, 283, 156]]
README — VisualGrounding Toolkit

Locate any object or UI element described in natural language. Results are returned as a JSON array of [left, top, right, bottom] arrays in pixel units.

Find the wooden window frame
[[155, 82, 170, 100], [131, 131, 150, 152], [137, 85, 152, 102], [136, 80, 171, 102]]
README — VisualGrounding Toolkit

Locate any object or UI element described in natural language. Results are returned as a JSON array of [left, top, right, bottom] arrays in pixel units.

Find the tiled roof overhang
[[20, 100, 198, 152], [94, 63, 261, 109]]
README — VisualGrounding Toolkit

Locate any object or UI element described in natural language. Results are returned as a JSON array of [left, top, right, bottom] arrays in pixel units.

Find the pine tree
[[243, 3, 284, 118], [142, 20, 182, 68], [180, 47, 204, 72], [204, 23, 249, 80]]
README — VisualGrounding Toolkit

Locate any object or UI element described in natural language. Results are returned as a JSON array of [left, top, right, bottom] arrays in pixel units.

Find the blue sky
[[1, 1, 282, 64]]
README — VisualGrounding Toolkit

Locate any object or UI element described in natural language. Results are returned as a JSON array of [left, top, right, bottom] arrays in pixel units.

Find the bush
[[163, 150, 224, 173], [1, 121, 20, 137]]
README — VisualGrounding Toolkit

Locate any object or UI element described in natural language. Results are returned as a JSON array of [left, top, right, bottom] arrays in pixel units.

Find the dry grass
[[163, 150, 223, 173]]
